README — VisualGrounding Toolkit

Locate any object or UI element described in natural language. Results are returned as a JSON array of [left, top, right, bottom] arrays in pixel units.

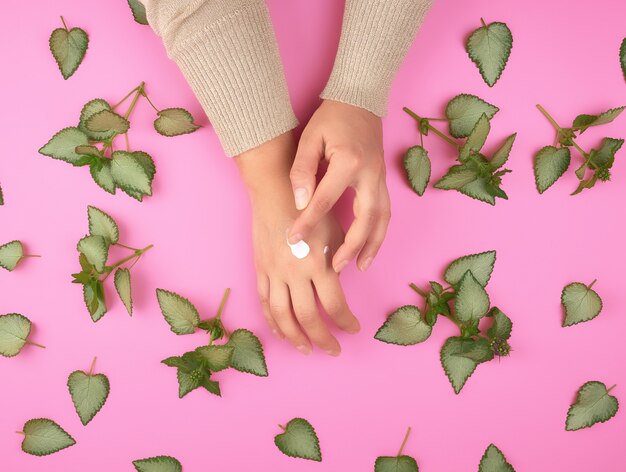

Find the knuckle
[[289, 165, 310, 182], [296, 311, 318, 329], [311, 197, 332, 215], [269, 303, 289, 319]]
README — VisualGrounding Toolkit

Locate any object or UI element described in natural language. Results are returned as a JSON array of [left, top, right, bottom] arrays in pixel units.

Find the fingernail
[[325, 348, 340, 357], [359, 256, 373, 272], [334, 260, 348, 273], [294, 188, 309, 210], [297, 344, 311, 355], [288, 233, 303, 245]]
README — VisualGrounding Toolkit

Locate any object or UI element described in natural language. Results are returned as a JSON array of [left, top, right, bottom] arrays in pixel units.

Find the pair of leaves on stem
[[49, 17, 88, 79], [466, 19, 513, 87], [375, 251, 513, 393], [0, 240, 36, 271], [561, 280, 603, 327], [275, 418, 322, 462], [533, 105, 624, 195], [0, 313, 45, 357]]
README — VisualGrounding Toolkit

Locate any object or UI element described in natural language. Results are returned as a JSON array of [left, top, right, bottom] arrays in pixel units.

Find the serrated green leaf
[[114, 268, 133, 316], [176, 368, 202, 398], [574, 161, 587, 180], [489, 133, 517, 170], [621, 38, 626, 81], [39, 127, 89, 165], [75, 145, 101, 156], [83, 282, 107, 322], [79, 99, 116, 141], [466, 21, 513, 87], [459, 114, 490, 162], [375, 455, 419, 472], [445, 94, 499, 138], [434, 165, 478, 190], [440, 336, 493, 394], [0, 313, 32, 357], [0, 240, 24, 271], [455, 271, 490, 323], [227, 329, 268, 376], [67, 368, 110, 425], [478, 444, 515, 472], [533, 146, 571, 193], [87, 206, 119, 244], [275, 418, 321, 462], [403, 146, 430, 196], [566, 381, 619, 431], [572, 107, 625, 133], [20, 418, 76, 456], [77, 235, 108, 273], [110, 151, 152, 196], [571, 174, 598, 196], [590, 137, 624, 168], [156, 289, 200, 334], [374, 305, 431, 345], [201, 377, 221, 396], [195, 345, 234, 372], [457, 175, 496, 205], [90, 160, 116, 194], [85, 109, 130, 136], [486, 307, 512, 340], [133, 456, 183, 472], [49, 25, 88, 79], [154, 108, 200, 137], [132, 151, 157, 180], [444, 250, 496, 287], [561, 282, 602, 327]]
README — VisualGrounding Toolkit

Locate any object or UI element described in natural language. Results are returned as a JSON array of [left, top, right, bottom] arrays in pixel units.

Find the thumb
[[290, 135, 323, 210]]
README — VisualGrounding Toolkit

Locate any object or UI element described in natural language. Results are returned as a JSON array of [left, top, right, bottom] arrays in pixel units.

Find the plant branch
[[141, 90, 160, 113], [124, 82, 145, 120], [403, 107, 459, 148], [60, 16, 69, 30], [398, 426, 411, 456], [89, 356, 97, 375], [26, 340, 46, 349], [409, 283, 427, 298], [101, 244, 153, 281], [536, 104, 562, 130], [216, 288, 231, 320]]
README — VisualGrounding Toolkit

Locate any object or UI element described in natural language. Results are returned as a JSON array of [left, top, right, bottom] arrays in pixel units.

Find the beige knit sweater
[[143, 0, 432, 156]]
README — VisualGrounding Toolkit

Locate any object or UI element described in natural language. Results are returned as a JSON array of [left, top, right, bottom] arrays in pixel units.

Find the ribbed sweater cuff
[[145, 0, 298, 156], [321, 0, 433, 117]]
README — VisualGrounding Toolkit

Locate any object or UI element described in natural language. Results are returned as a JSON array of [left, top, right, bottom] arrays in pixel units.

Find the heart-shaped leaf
[[455, 271, 490, 323], [154, 108, 200, 137], [0, 313, 32, 357], [127, 0, 149, 25], [0, 240, 24, 271], [39, 127, 89, 165], [114, 268, 133, 316], [440, 336, 493, 394], [87, 206, 119, 244], [445, 94, 499, 138], [77, 235, 109, 273], [403, 146, 430, 196], [374, 305, 432, 345], [375, 456, 419, 472], [133, 456, 182, 472], [478, 444, 515, 472], [156, 289, 200, 334], [49, 22, 88, 79], [90, 160, 116, 194], [85, 109, 130, 136], [275, 418, 321, 462], [79, 99, 117, 141], [561, 281, 602, 327], [534, 146, 571, 194], [111, 151, 153, 196], [466, 20, 513, 87], [572, 107, 625, 133], [226, 329, 268, 376], [566, 381, 618, 431], [20, 418, 76, 456], [67, 362, 110, 425], [444, 250, 496, 287]]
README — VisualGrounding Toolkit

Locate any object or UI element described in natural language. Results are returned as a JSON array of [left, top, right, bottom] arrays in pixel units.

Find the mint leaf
[[154, 108, 200, 137], [455, 271, 490, 323], [403, 146, 430, 196], [478, 444, 515, 472], [0, 240, 24, 271], [83, 282, 107, 322], [590, 137, 624, 168], [533, 146, 571, 193], [67, 364, 110, 425], [444, 250, 496, 287], [445, 94, 499, 138], [85, 109, 130, 136], [39, 127, 89, 165], [566, 381, 618, 431], [466, 20, 513, 87], [486, 307, 512, 340], [374, 305, 432, 345], [459, 114, 490, 162], [79, 99, 116, 141], [226, 329, 268, 376], [274, 418, 322, 462], [155, 289, 200, 334], [456, 175, 496, 205], [87, 206, 119, 244], [90, 160, 116, 194], [621, 38, 626, 81], [20, 418, 76, 456], [440, 336, 493, 394], [489, 133, 517, 170], [110, 151, 153, 197], [561, 281, 602, 327], [114, 268, 133, 316], [434, 165, 478, 190], [572, 107, 625, 133], [0, 313, 32, 357], [127, 0, 149, 25], [375, 456, 419, 472], [133, 456, 183, 472], [49, 21, 88, 79], [77, 235, 108, 273], [195, 345, 234, 372]]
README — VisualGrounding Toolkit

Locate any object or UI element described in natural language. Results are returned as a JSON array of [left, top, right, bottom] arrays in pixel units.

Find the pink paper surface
[[2, 0, 625, 470]]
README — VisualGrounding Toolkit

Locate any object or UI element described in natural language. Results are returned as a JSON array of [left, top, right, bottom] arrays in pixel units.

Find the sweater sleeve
[[143, 0, 298, 157], [320, 0, 433, 117]]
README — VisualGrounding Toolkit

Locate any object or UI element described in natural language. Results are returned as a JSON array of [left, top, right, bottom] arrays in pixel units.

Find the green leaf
[[486, 307, 512, 340], [83, 282, 107, 322], [127, 0, 149, 25], [176, 368, 203, 398], [195, 345, 234, 372], [132, 151, 157, 180], [459, 114, 490, 161], [403, 146, 430, 196], [489, 133, 517, 170], [274, 418, 322, 462], [39, 127, 89, 165], [87, 206, 119, 244], [79, 99, 116, 141], [0, 240, 24, 271], [561, 282, 602, 327], [374, 305, 431, 345], [85, 109, 130, 136], [533, 146, 571, 194], [457, 175, 497, 205], [574, 161, 587, 180], [621, 37, 626, 81], [590, 137, 624, 168], [154, 108, 200, 137], [557, 128, 575, 147], [133, 456, 183, 472], [566, 381, 619, 431], [67, 367, 110, 425], [444, 250, 496, 287], [478, 444, 515, 472], [571, 175, 598, 196], [226, 329, 268, 376], [155, 289, 200, 334], [114, 268, 133, 316], [434, 165, 478, 190], [75, 145, 101, 156], [0, 183, 3, 205], [466, 20, 513, 87], [375, 456, 419, 472], [77, 235, 108, 273], [20, 418, 76, 456], [440, 336, 494, 394], [454, 271, 490, 323], [90, 160, 116, 194], [572, 107, 625, 133], [49, 25, 88, 79], [201, 377, 221, 396], [0, 313, 32, 357], [110, 151, 153, 196], [445, 94, 499, 138]]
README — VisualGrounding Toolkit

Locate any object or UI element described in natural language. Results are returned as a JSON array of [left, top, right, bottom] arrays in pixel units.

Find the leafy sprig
[[39, 82, 200, 199], [0, 240, 40, 271], [375, 251, 513, 393], [49, 16, 88, 80], [403, 94, 515, 205], [274, 418, 322, 462], [0, 313, 45, 357], [534, 104, 624, 194], [375, 427, 419, 472], [466, 19, 513, 87], [158, 288, 268, 398], [566, 381, 618, 431], [72, 206, 152, 321]]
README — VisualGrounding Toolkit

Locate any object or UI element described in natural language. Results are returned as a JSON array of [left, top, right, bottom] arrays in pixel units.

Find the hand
[[288, 100, 391, 273], [235, 132, 360, 355]]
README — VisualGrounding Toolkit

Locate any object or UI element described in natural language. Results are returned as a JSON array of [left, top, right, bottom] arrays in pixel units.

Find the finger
[[356, 181, 391, 271], [313, 272, 360, 334], [289, 281, 341, 356], [290, 133, 324, 210], [257, 274, 284, 339], [269, 280, 311, 354]]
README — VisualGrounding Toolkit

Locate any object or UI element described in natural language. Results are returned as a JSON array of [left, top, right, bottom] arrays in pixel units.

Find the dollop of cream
[[288, 239, 310, 259]]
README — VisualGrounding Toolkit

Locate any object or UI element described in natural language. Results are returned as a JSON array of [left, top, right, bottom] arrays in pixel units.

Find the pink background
[[1, 0, 625, 470]]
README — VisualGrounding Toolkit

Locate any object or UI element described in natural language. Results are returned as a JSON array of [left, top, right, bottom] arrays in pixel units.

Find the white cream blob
[[288, 239, 310, 259]]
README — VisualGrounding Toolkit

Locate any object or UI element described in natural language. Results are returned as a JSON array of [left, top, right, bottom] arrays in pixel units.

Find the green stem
[[16, 431, 25, 435], [587, 279, 598, 289], [141, 89, 160, 113], [112, 85, 141, 111], [124, 82, 145, 120], [480, 18, 487, 28], [26, 340, 46, 349], [216, 288, 231, 320], [89, 356, 97, 375], [571, 139, 590, 160], [101, 244, 153, 281], [403, 107, 459, 149], [536, 104, 562, 131], [398, 426, 411, 456], [607, 384, 617, 393], [115, 242, 140, 251], [409, 283, 427, 298], [60, 16, 69, 30], [124, 132, 130, 152], [278, 424, 286, 431], [22, 254, 41, 258]]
